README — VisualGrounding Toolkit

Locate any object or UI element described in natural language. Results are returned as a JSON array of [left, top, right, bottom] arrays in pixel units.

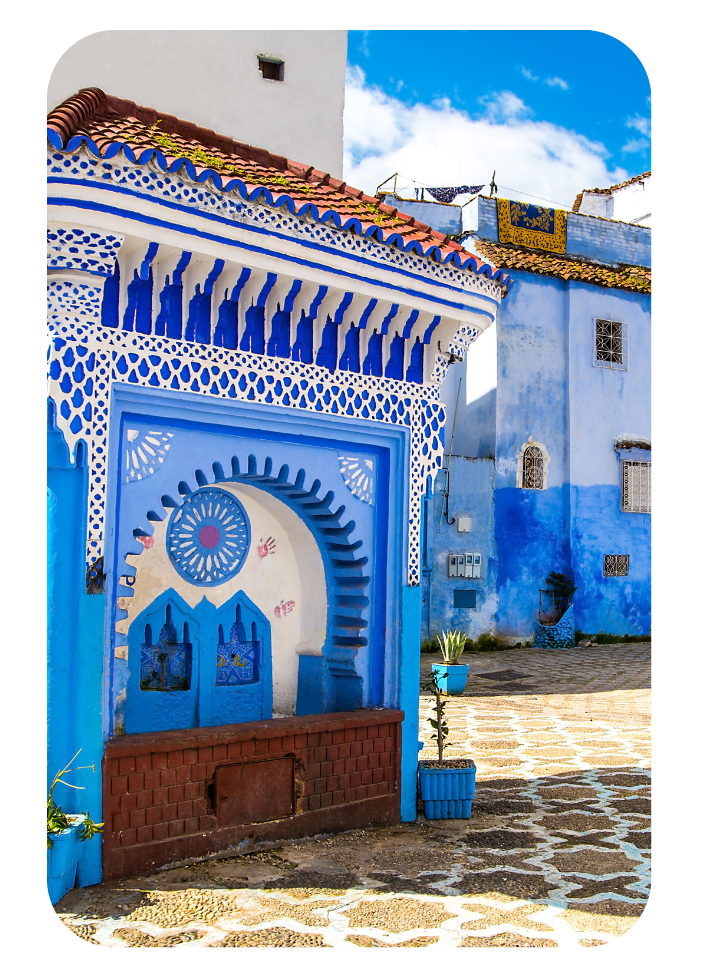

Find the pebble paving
[[57, 643, 650, 948]]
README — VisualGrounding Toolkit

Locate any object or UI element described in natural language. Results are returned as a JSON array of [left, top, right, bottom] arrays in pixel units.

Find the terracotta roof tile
[[48, 89, 508, 287], [472, 239, 650, 294]]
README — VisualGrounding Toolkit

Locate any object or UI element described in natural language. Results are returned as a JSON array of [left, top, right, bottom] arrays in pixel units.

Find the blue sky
[[344, 31, 650, 208]]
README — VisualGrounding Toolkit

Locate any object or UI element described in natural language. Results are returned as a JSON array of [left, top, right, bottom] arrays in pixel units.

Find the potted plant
[[432, 629, 470, 695], [47, 750, 104, 905], [418, 674, 476, 818], [535, 571, 578, 648]]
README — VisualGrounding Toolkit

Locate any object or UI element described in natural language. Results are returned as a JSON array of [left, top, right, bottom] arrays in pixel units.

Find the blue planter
[[418, 760, 476, 818], [432, 663, 469, 695], [47, 816, 85, 905]]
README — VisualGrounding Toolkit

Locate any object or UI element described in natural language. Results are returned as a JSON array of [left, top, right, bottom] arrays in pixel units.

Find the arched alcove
[[116, 455, 374, 729]]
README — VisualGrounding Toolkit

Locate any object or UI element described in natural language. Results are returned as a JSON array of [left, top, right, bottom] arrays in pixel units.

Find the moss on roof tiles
[[474, 239, 650, 294]]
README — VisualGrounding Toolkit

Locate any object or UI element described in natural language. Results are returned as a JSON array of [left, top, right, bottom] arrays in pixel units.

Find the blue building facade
[[46, 88, 509, 885], [419, 194, 651, 643]]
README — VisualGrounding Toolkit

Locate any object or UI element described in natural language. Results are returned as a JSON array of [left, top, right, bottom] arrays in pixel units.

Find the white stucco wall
[[612, 177, 652, 227], [48, 30, 347, 177], [116, 482, 327, 718]]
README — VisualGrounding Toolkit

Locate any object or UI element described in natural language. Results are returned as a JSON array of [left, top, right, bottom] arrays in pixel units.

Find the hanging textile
[[425, 185, 484, 204], [496, 198, 567, 252]]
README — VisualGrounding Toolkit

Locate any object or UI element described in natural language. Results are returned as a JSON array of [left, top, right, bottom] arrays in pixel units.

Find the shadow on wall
[[457, 388, 496, 459]]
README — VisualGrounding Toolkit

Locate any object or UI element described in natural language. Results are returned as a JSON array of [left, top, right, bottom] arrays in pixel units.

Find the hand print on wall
[[274, 600, 295, 618], [257, 536, 276, 559], [137, 535, 154, 549]]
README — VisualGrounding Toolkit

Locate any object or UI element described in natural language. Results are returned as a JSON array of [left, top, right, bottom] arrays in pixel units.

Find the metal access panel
[[215, 756, 295, 827], [454, 590, 477, 609], [447, 554, 466, 577]]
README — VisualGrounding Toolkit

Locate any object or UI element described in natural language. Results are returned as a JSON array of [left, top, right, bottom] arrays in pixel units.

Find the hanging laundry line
[[375, 172, 574, 212]]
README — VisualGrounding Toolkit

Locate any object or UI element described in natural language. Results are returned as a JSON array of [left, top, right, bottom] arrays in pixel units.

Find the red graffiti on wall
[[137, 535, 154, 549], [257, 536, 276, 559], [274, 600, 296, 618]]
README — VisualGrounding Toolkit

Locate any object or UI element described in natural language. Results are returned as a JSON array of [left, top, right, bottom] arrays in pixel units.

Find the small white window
[[621, 459, 651, 513], [594, 317, 628, 370], [517, 440, 549, 490], [604, 554, 629, 577]]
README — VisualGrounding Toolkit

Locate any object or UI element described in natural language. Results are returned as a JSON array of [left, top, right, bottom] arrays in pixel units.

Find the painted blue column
[[47, 411, 104, 886], [399, 584, 422, 821]]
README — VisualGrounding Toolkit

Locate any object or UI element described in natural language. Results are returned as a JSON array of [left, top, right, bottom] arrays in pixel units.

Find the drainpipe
[[422, 495, 431, 638]]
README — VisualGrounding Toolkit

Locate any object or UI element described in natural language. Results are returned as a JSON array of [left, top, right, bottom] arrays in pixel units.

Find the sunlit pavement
[[56, 643, 650, 947]]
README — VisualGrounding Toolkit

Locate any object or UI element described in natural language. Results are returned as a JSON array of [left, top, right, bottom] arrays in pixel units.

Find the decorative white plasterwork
[[48, 147, 504, 303], [338, 456, 375, 505], [47, 226, 456, 584]]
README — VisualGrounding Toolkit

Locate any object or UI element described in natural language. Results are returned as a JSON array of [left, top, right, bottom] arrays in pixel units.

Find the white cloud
[[477, 90, 532, 123], [343, 66, 628, 209], [519, 66, 538, 81], [544, 76, 569, 90], [626, 113, 651, 137], [622, 137, 650, 155]]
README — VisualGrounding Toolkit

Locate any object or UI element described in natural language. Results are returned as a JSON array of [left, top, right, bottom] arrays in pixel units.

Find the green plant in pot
[[432, 629, 470, 695], [539, 571, 577, 624], [47, 750, 103, 905], [418, 672, 476, 818]]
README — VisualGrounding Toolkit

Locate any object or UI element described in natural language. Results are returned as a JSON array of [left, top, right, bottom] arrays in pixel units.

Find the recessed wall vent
[[258, 56, 284, 81]]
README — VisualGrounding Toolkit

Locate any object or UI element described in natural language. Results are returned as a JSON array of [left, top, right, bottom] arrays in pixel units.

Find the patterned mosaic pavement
[[56, 643, 650, 948]]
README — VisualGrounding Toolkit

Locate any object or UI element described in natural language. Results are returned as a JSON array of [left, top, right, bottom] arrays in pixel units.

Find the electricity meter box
[[447, 553, 481, 578]]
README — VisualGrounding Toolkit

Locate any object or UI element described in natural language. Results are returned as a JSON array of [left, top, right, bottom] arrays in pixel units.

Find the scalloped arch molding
[[121, 451, 377, 720]]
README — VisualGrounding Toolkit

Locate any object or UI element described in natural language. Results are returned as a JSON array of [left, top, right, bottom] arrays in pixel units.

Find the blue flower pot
[[47, 816, 85, 905], [418, 760, 476, 819], [432, 663, 469, 695]]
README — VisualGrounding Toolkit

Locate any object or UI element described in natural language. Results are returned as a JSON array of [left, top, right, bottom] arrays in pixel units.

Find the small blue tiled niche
[[124, 587, 272, 734]]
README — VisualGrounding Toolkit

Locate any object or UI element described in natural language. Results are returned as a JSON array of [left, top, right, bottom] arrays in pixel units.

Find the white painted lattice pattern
[[48, 265, 447, 583], [48, 148, 503, 302], [621, 460, 651, 513]]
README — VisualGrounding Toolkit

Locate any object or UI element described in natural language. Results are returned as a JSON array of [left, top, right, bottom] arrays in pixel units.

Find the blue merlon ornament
[[167, 486, 251, 586]]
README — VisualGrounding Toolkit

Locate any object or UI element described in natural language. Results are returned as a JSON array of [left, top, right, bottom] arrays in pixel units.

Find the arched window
[[517, 440, 549, 490]]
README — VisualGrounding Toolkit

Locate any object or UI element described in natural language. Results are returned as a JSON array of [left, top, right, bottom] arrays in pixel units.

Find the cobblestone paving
[[56, 644, 650, 948]]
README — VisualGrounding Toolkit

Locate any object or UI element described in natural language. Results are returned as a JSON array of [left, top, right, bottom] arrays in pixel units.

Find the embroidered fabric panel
[[496, 198, 567, 253]]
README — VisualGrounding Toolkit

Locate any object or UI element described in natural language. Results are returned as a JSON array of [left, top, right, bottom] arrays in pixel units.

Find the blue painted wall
[[421, 457, 497, 641], [492, 273, 650, 639], [472, 196, 651, 267], [48, 407, 104, 886], [382, 194, 462, 235]]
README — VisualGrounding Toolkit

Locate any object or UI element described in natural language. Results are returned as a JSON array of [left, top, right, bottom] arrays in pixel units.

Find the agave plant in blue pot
[[432, 629, 470, 695], [47, 750, 104, 905], [419, 673, 476, 818]]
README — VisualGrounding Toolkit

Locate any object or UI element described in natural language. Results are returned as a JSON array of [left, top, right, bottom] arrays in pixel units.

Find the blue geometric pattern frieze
[[47, 227, 123, 277], [216, 630, 259, 686], [338, 455, 375, 505], [140, 609, 192, 691], [167, 487, 251, 586], [124, 428, 174, 482]]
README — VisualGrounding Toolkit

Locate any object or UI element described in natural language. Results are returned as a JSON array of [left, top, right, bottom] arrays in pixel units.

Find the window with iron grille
[[621, 459, 651, 513], [604, 554, 629, 577], [522, 445, 544, 489], [594, 318, 628, 370]]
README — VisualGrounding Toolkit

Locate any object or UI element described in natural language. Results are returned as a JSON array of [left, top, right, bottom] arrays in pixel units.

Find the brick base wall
[[102, 709, 403, 880]]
